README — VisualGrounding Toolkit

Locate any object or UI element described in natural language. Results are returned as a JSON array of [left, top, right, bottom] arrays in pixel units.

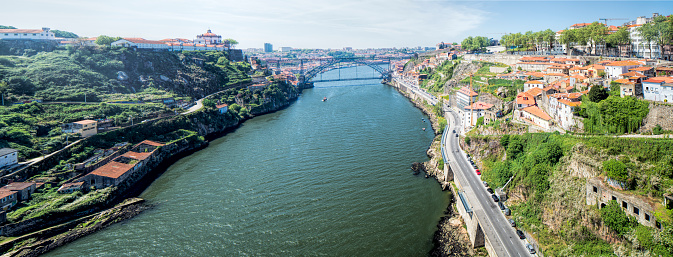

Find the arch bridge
[[265, 56, 404, 85]]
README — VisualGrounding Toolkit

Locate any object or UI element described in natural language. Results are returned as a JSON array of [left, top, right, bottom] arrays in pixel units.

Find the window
[[593, 186, 597, 193], [656, 221, 661, 229], [622, 201, 628, 208], [634, 207, 639, 215], [645, 213, 650, 221], [612, 196, 617, 201]]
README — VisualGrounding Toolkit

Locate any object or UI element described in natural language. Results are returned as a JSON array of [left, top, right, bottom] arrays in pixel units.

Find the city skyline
[[1, 0, 671, 49]]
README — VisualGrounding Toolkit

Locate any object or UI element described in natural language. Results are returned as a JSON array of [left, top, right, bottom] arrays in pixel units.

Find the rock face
[[429, 196, 473, 257], [640, 102, 673, 133], [0, 39, 59, 55], [411, 162, 425, 175]]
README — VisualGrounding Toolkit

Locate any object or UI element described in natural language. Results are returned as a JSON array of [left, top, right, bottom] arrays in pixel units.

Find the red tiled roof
[[0, 190, 17, 199], [517, 92, 536, 105], [123, 38, 166, 45], [522, 106, 552, 121], [216, 104, 228, 109], [0, 29, 45, 34], [558, 99, 581, 107], [2, 182, 35, 191], [629, 66, 653, 72], [458, 86, 478, 97], [464, 101, 494, 110], [620, 71, 645, 77], [525, 80, 544, 84], [74, 120, 96, 125], [525, 87, 544, 97], [121, 151, 152, 161], [644, 77, 673, 83], [90, 161, 135, 179], [137, 140, 164, 147], [606, 61, 641, 67]]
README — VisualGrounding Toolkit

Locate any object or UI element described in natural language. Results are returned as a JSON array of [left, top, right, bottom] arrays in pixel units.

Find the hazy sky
[[1, 0, 671, 49]]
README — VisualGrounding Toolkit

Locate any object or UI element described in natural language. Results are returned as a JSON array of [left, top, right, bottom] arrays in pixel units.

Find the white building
[[625, 13, 662, 58], [547, 93, 582, 130], [456, 86, 478, 111], [516, 106, 553, 130], [604, 61, 642, 79], [62, 120, 97, 137], [0, 28, 55, 40], [524, 80, 545, 92], [279, 47, 292, 52], [642, 77, 673, 102], [463, 101, 495, 128], [0, 148, 18, 168], [111, 38, 227, 51], [194, 29, 222, 45]]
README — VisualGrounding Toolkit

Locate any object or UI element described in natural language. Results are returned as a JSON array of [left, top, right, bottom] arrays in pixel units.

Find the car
[[498, 202, 506, 210], [486, 187, 494, 194], [476, 170, 481, 175], [516, 230, 526, 239], [526, 243, 536, 254], [483, 181, 488, 187], [456, 134, 459, 137], [491, 195, 499, 202], [504, 208, 511, 216], [508, 219, 516, 227]]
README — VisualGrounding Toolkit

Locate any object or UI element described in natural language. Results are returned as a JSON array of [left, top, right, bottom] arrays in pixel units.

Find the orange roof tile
[[137, 140, 164, 147], [525, 87, 544, 97], [606, 60, 642, 67], [0, 29, 45, 34], [525, 80, 544, 84], [517, 92, 536, 105], [522, 106, 552, 121], [465, 101, 494, 110], [89, 161, 135, 179], [558, 99, 581, 107], [121, 151, 152, 161], [458, 86, 478, 97]]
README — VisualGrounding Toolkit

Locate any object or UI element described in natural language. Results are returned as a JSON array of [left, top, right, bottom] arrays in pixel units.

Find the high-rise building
[[264, 43, 273, 53]]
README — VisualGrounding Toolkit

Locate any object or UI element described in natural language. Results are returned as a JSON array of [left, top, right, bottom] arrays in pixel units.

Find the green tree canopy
[[52, 30, 79, 38], [95, 35, 122, 46], [600, 200, 634, 235], [588, 85, 608, 103], [0, 25, 17, 29], [603, 159, 628, 183]]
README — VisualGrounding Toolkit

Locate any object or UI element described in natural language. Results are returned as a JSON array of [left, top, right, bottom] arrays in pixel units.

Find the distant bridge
[[265, 56, 408, 85]]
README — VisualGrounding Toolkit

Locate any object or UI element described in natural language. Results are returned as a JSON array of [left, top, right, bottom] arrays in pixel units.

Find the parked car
[[491, 195, 499, 202], [498, 202, 506, 210], [508, 219, 516, 227], [476, 170, 481, 175], [483, 181, 488, 187], [504, 208, 511, 216], [526, 243, 536, 254], [456, 134, 459, 137], [486, 187, 493, 194], [516, 230, 525, 239]]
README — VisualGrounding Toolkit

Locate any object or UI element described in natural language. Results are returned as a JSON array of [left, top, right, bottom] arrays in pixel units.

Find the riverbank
[[385, 81, 474, 256]]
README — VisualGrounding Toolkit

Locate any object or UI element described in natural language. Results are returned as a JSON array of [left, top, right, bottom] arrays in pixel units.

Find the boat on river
[[322, 97, 327, 102]]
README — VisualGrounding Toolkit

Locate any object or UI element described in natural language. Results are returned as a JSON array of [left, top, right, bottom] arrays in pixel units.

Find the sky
[[1, 0, 671, 49]]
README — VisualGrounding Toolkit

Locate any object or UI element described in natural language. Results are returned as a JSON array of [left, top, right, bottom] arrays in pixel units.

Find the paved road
[[392, 77, 438, 105], [443, 107, 534, 257]]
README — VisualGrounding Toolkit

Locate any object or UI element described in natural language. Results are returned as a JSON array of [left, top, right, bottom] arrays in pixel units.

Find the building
[[642, 77, 673, 102], [523, 80, 545, 92], [605, 61, 642, 79], [456, 86, 478, 111], [111, 37, 228, 51], [81, 140, 163, 189], [0, 27, 55, 40], [194, 29, 222, 45], [63, 120, 98, 137], [516, 106, 553, 130], [1, 182, 36, 201], [463, 102, 495, 127], [0, 191, 17, 211], [516, 92, 536, 110], [279, 47, 292, 52], [547, 92, 583, 131], [587, 178, 661, 229], [57, 182, 84, 194], [216, 104, 228, 114], [264, 43, 273, 53], [0, 148, 18, 169]]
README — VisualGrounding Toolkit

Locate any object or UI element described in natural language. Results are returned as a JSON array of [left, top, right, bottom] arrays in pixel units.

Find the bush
[[600, 200, 634, 235], [653, 124, 663, 135], [465, 136, 471, 145], [603, 159, 628, 183]]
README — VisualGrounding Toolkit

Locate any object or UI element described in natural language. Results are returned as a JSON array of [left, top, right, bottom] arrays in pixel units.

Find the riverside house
[[0, 182, 36, 201], [81, 140, 163, 189], [0, 190, 17, 211], [62, 120, 98, 137]]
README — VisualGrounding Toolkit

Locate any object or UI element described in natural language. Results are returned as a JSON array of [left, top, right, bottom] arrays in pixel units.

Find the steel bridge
[[265, 56, 404, 85]]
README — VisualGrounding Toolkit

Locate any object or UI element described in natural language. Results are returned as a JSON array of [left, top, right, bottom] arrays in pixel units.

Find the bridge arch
[[302, 58, 392, 83]]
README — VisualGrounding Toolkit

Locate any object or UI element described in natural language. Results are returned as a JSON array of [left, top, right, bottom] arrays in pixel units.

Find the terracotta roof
[[517, 92, 536, 105], [656, 67, 673, 71], [0, 190, 17, 200], [122, 38, 166, 45], [644, 77, 673, 83], [458, 86, 478, 97], [525, 80, 544, 84], [74, 120, 97, 125], [570, 75, 587, 80], [545, 73, 567, 77], [606, 60, 641, 67], [216, 104, 228, 109], [0, 29, 45, 34], [522, 106, 552, 121], [89, 161, 135, 179], [620, 71, 646, 77], [2, 182, 35, 191], [558, 99, 581, 107], [464, 101, 494, 110], [525, 87, 544, 97], [137, 140, 164, 147], [121, 151, 152, 161], [629, 66, 653, 72], [58, 182, 84, 191], [613, 78, 633, 84]]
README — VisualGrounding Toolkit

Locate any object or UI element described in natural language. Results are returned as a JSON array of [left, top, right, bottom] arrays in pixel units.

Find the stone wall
[[586, 178, 660, 229], [640, 101, 673, 133]]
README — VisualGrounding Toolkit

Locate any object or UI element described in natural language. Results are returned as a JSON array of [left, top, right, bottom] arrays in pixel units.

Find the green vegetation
[[587, 85, 608, 103], [600, 200, 635, 235], [419, 59, 459, 93], [51, 30, 79, 39], [0, 102, 171, 159], [603, 159, 628, 183], [636, 15, 673, 59], [500, 29, 556, 52], [575, 96, 649, 134], [461, 36, 491, 52], [0, 25, 17, 29]]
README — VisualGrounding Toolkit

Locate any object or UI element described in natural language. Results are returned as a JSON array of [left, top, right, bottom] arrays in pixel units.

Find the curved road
[[443, 106, 534, 257]]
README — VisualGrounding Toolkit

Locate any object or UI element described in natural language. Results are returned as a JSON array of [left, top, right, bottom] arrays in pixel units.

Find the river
[[47, 66, 450, 256]]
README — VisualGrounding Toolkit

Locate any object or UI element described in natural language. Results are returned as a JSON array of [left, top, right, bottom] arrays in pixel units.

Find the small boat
[[422, 128, 426, 131], [322, 97, 327, 102]]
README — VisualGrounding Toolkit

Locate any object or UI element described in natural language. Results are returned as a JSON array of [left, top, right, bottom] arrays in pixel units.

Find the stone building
[[586, 178, 661, 229]]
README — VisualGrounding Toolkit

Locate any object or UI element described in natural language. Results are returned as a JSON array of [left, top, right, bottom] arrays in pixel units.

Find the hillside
[[463, 133, 673, 256], [0, 44, 251, 102]]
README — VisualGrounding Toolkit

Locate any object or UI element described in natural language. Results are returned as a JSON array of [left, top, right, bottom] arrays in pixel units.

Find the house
[[629, 66, 655, 77], [605, 61, 642, 79], [80, 140, 162, 189], [57, 182, 84, 194], [517, 106, 553, 130], [216, 104, 228, 114], [62, 120, 98, 137], [1, 182, 36, 201], [642, 77, 673, 102], [194, 29, 223, 45], [456, 86, 478, 111], [586, 64, 606, 78], [516, 92, 536, 109], [0, 191, 17, 211], [0, 148, 18, 169], [0, 27, 56, 40], [463, 102, 495, 128], [543, 73, 567, 83], [523, 80, 545, 92], [547, 93, 583, 130]]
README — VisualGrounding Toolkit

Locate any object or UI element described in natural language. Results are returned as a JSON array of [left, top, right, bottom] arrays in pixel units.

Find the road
[[392, 77, 438, 105], [443, 106, 534, 257]]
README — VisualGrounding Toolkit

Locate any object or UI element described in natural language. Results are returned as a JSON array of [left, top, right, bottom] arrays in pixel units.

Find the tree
[[0, 25, 16, 29], [51, 30, 79, 38], [224, 38, 239, 48], [559, 29, 576, 55], [607, 27, 631, 57], [603, 159, 628, 183], [95, 35, 122, 46], [585, 22, 608, 55], [600, 200, 634, 235], [202, 99, 216, 108], [638, 23, 658, 58], [588, 85, 608, 102]]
